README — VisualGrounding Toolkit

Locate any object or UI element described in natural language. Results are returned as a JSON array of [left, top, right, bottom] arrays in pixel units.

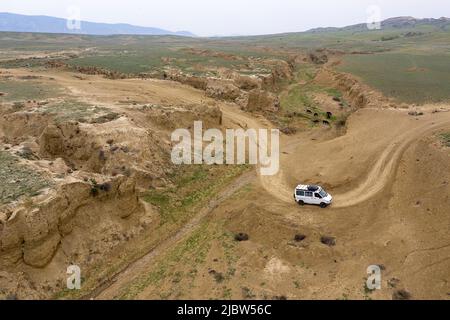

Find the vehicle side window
[[305, 191, 313, 197], [315, 193, 322, 199], [296, 190, 304, 196]]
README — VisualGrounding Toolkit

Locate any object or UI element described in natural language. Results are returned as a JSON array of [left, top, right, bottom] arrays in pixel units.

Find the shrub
[[440, 132, 450, 147], [320, 236, 336, 246], [234, 233, 249, 242], [392, 289, 411, 300]]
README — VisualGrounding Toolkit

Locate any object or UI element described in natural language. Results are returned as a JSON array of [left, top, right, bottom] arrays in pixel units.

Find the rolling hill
[[0, 12, 195, 37]]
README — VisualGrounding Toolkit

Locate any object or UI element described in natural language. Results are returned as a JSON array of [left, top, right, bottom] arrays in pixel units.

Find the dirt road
[[259, 109, 450, 207]]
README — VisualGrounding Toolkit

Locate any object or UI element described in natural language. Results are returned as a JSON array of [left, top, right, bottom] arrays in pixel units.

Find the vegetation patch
[[320, 236, 336, 247], [338, 53, 450, 103], [118, 221, 213, 299], [40, 100, 119, 124], [0, 151, 51, 205], [0, 80, 63, 102], [144, 165, 248, 225], [439, 132, 450, 147]]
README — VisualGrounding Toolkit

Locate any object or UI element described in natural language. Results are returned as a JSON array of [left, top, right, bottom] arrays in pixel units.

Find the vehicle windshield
[[319, 190, 328, 198]]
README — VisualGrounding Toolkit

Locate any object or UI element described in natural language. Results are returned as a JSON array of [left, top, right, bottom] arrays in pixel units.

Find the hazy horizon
[[1, 0, 449, 36]]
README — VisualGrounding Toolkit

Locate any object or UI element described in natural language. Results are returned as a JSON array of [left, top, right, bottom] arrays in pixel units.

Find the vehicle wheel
[[320, 203, 327, 208], [298, 200, 305, 206]]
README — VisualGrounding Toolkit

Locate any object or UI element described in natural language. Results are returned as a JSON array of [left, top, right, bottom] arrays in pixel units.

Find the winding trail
[[89, 170, 255, 300], [258, 112, 450, 207]]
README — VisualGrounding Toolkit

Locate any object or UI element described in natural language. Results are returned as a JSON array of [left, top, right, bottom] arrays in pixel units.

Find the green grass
[[0, 151, 51, 205], [0, 80, 63, 102], [144, 165, 248, 225], [280, 66, 321, 114], [440, 132, 450, 147], [338, 52, 450, 103], [68, 52, 166, 74], [117, 221, 213, 299], [67, 47, 248, 76], [280, 63, 347, 118], [40, 100, 119, 124], [281, 85, 316, 113]]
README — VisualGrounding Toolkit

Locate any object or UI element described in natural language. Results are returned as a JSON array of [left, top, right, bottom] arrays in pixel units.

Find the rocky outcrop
[[165, 70, 208, 90], [0, 111, 51, 144], [163, 57, 293, 111], [233, 74, 261, 91], [309, 53, 329, 65], [314, 68, 387, 109], [239, 89, 280, 113], [260, 60, 295, 91], [334, 73, 369, 108], [39, 122, 105, 172], [0, 174, 144, 269], [206, 79, 241, 101], [144, 103, 223, 130]]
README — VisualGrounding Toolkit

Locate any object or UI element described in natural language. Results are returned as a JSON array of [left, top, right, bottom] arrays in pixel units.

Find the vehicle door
[[304, 191, 314, 204], [313, 192, 323, 205]]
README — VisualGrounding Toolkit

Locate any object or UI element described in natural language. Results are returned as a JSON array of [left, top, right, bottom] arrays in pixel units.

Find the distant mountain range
[[0, 12, 195, 37], [307, 16, 450, 33], [1, 13, 449, 38]]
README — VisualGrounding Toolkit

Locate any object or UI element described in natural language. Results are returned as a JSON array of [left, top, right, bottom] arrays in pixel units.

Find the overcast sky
[[0, 0, 448, 36]]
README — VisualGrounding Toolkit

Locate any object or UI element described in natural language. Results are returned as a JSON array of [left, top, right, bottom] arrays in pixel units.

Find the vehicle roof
[[296, 184, 323, 191]]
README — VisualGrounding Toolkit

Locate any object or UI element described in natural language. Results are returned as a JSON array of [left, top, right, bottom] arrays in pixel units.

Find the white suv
[[294, 185, 333, 208]]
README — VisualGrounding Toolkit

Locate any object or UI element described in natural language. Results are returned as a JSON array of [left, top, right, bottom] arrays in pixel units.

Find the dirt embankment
[[0, 69, 225, 299], [315, 67, 391, 109], [46, 61, 130, 80], [163, 55, 294, 114]]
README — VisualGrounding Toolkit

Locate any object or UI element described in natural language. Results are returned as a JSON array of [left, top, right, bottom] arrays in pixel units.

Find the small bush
[[242, 287, 256, 299], [234, 233, 249, 242], [89, 178, 99, 197], [294, 234, 306, 242], [280, 127, 297, 135], [381, 35, 400, 41], [12, 102, 25, 110], [392, 289, 411, 300], [208, 270, 225, 283], [320, 236, 336, 246], [440, 132, 450, 147]]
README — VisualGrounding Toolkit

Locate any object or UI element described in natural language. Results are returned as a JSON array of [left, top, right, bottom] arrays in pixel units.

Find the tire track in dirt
[[258, 113, 450, 208], [89, 170, 255, 299]]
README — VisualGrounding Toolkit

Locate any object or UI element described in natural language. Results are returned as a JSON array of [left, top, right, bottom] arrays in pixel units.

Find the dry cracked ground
[[0, 39, 449, 300]]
